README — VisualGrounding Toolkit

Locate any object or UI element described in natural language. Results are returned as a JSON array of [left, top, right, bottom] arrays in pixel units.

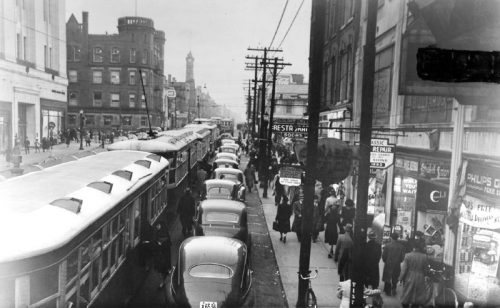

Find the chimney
[[168, 74, 172, 84], [82, 11, 89, 35]]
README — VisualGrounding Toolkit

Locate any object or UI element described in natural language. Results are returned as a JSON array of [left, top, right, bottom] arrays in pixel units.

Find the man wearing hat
[[365, 229, 382, 289], [177, 188, 196, 236], [382, 232, 406, 296], [340, 199, 355, 233], [335, 223, 354, 281]]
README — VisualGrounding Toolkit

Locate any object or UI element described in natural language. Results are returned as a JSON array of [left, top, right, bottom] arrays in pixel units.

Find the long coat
[[324, 202, 340, 245], [244, 166, 256, 190], [335, 232, 354, 280], [291, 200, 303, 235], [365, 239, 382, 288], [177, 193, 196, 226], [275, 200, 292, 233], [382, 239, 406, 283], [399, 251, 429, 305]]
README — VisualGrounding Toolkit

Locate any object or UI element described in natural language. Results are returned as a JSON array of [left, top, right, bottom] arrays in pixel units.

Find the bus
[[0, 151, 169, 307]]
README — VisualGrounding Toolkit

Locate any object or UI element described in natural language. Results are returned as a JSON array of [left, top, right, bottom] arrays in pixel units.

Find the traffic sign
[[272, 119, 308, 138], [370, 138, 395, 169], [166, 89, 176, 98]]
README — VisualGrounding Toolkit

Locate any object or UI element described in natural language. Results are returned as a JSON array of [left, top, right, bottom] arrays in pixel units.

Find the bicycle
[[426, 263, 458, 308], [300, 269, 318, 308]]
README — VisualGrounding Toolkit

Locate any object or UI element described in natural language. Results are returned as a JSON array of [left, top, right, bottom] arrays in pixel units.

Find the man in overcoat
[[335, 223, 354, 281], [177, 188, 196, 236], [382, 232, 406, 296], [365, 230, 382, 288]]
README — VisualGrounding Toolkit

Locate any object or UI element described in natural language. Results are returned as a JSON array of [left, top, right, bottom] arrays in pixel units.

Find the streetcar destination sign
[[370, 138, 395, 169]]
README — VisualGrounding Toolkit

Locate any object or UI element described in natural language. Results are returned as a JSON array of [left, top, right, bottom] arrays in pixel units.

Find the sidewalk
[[255, 180, 403, 307], [254, 183, 340, 307], [0, 141, 106, 179]]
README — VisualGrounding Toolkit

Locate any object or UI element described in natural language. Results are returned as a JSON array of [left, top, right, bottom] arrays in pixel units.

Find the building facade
[[0, 0, 68, 158], [320, 0, 500, 304], [66, 13, 165, 133]]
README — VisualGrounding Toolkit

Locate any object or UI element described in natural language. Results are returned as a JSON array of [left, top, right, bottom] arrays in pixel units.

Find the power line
[[277, 0, 305, 49], [269, 0, 289, 48]]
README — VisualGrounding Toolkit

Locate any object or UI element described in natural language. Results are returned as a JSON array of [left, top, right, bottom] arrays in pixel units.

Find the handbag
[[273, 221, 279, 231]]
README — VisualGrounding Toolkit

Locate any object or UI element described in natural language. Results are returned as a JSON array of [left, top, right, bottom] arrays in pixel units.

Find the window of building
[[141, 71, 147, 85], [23, 36, 27, 61], [68, 114, 77, 125], [129, 93, 136, 108], [93, 92, 103, 107], [141, 95, 146, 108], [49, 46, 52, 68], [92, 70, 103, 84], [44, 45, 48, 67], [403, 96, 453, 124], [142, 49, 148, 64], [111, 47, 120, 63], [103, 115, 113, 126], [68, 70, 77, 83], [130, 49, 136, 63], [372, 46, 394, 126], [339, 48, 351, 101], [129, 71, 136, 85], [67, 45, 81, 62], [141, 116, 147, 126], [110, 70, 120, 84], [285, 104, 293, 114], [330, 56, 337, 104], [17, 34, 21, 59], [93, 47, 103, 62], [69, 92, 78, 106], [122, 116, 132, 126], [110, 93, 120, 108]]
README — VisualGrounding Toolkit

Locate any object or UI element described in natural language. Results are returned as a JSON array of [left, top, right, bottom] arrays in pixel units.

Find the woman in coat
[[244, 163, 257, 192], [292, 197, 303, 242], [311, 195, 323, 242], [324, 190, 340, 258], [275, 196, 292, 243], [154, 222, 172, 289], [399, 241, 429, 307]]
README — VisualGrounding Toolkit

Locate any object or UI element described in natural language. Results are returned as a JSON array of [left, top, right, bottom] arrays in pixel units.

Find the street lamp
[[79, 110, 84, 150]]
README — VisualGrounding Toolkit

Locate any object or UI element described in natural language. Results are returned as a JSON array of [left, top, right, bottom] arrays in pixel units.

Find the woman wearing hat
[[340, 199, 355, 234], [365, 230, 382, 289]]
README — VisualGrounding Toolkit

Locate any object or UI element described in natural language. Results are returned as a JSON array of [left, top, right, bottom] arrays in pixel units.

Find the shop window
[[110, 47, 120, 63], [129, 70, 136, 85], [130, 49, 136, 63], [93, 47, 103, 62], [103, 115, 112, 126], [110, 70, 120, 84], [129, 93, 136, 108], [68, 70, 78, 82], [69, 92, 78, 106], [92, 70, 102, 84], [110, 93, 120, 108], [93, 92, 102, 107]]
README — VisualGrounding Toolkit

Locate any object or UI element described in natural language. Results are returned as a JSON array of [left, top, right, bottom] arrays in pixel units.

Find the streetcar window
[[66, 249, 79, 282], [134, 159, 152, 169], [146, 153, 162, 162], [50, 198, 83, 214], [112, 170, 133, 181], [29, 264, 58, 306], [87, 181, 113, 194]]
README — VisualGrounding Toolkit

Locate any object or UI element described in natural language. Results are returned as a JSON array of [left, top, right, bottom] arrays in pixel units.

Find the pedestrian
[[340, 198, 355, 233], [24, 137, 30, 154], [291, 195, 303, 242], [382, 232, 406, 296], [335, 223, 354, 281], [154, 221, 172, 289], [177, 188, 196, 236], [275, 195, 292, 243], [273, 174, 285, 206], [85, 132, 91, 147], [399, 240, 429, 307], [311, 195, 323, 243], [324, 189, 340, 258], [244, 163, 257, 193], [365, 230, 382, 289], [34, 136, 40, 153], [196, 167, 207, 197], [65, 129, 71, 148], [139, 221, 156, 270]]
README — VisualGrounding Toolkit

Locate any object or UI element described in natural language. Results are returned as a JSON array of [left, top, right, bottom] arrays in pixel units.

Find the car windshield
[[206, 187, 232, 199], [189, 263, 233, 279], [221, 148, 236, 154], [205, 212, 239, 224], [219, 173, 239, 182]]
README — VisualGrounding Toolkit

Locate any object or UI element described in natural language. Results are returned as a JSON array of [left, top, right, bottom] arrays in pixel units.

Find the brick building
[[66, 12, 165, 133]]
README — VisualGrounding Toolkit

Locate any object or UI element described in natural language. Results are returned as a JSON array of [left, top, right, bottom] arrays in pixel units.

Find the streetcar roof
[[0, 150, 169, 263], [108, 137, 187, 152]]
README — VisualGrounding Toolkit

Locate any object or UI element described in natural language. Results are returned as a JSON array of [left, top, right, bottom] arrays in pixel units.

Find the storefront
[[455, 160, 500, 306], [41, 99, 66, 141], [392, 153, 450, 243]]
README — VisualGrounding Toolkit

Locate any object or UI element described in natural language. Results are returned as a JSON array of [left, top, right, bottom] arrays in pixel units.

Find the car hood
[[181, 280, 240, 307]]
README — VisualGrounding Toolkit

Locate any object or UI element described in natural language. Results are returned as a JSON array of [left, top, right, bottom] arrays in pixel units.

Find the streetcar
[[0, 151, 169, 308]]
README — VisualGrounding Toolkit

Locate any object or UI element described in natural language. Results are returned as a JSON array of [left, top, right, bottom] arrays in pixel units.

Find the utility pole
[[351, 0, 378, 306], [247, 79, 252, 136], [253, 58, 258, 138], [296, 0, 325, 307], [197, 95, 200, 119]]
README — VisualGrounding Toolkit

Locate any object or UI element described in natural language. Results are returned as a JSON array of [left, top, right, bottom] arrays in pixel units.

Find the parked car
[[213, 158, 239, 169], [166, 236, 253, 308], [222, 143, 241, 157], [201, 179, 245, 202], [213, 168, 245, 197], [221, 138, 236, 145], [194, 199, 250, 248], [219, 145, 238, 157], [216, 152, 240, 164]]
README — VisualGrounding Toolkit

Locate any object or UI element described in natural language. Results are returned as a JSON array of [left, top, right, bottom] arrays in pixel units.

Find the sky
[[65, 0, 312, 123]]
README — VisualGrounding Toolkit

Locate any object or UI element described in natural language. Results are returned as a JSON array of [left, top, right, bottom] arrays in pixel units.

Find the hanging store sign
[[460, 195, 500, 230], [419, 159, 450, 180], [416, 180, 448, 212], [465, 162, 500, 202], [279, 165, 303, 187], [272, 118, 309, 138], [370, 138, 395, 169]]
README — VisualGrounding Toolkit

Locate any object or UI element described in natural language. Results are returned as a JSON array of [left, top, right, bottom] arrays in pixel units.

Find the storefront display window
[[393, 175, 417, 239], [42, 109, 63, 140]]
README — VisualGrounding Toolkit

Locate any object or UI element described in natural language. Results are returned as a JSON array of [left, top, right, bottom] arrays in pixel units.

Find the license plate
[[200, 301, 217, 308]]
